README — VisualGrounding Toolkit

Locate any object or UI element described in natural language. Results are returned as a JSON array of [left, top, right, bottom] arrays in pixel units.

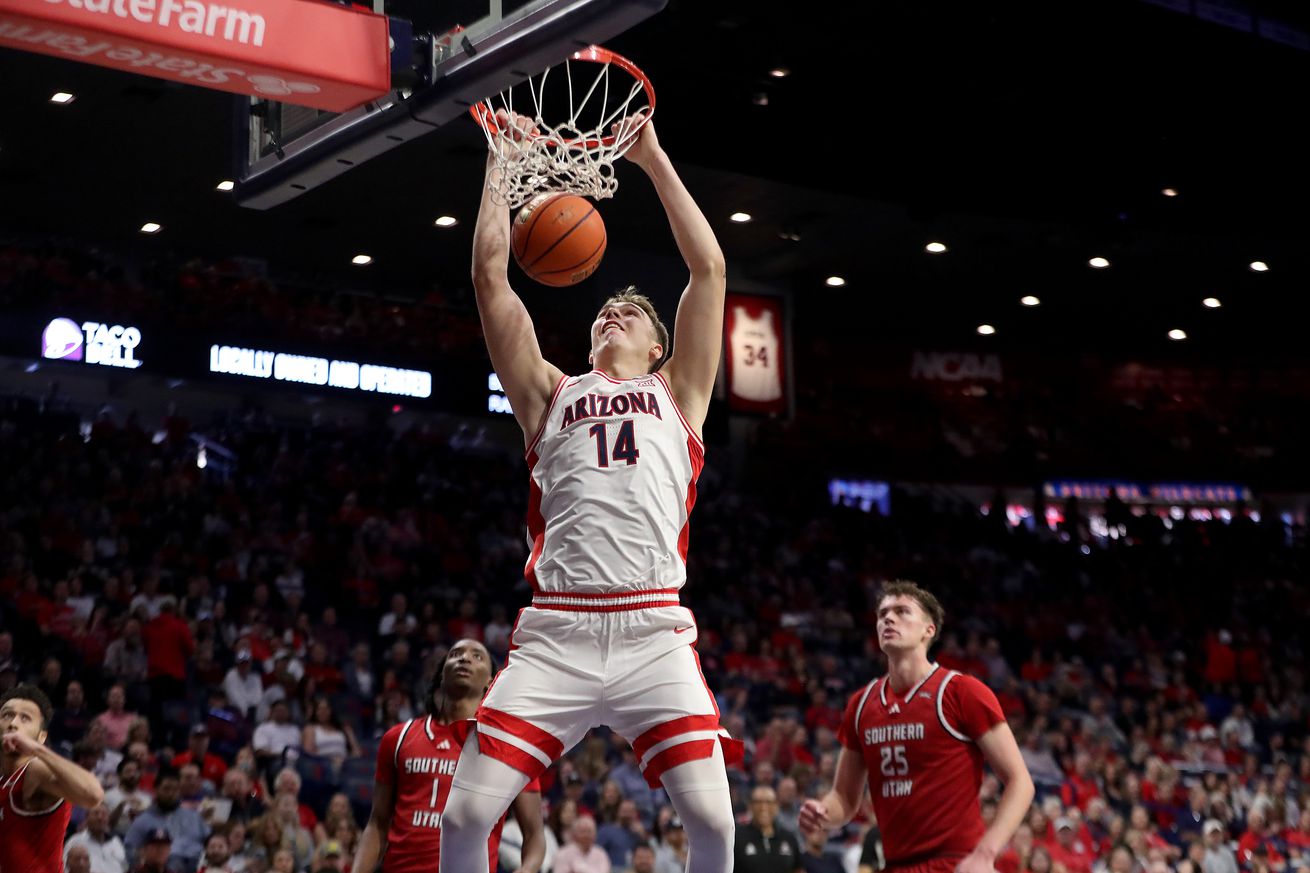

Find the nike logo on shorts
[[673, 626, 694, 634]]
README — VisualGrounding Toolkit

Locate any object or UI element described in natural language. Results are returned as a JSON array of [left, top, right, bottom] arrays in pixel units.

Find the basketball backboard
[[234, 0, 666, 210]]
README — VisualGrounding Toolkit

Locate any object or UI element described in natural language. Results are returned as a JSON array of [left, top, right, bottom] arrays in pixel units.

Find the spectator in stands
[[218, 768, 265, 825], [627, 843, 658, 873], [554, 815, 611, 873], [653, 815, 688, 873], [179, 763, 210, 809], [253, 699, 301, 767], [67, 844, 94, 873], [103, 619, 149, 709], [85, 720, 125, 788], [314, 840, 345, 873], [106, 757, 154, 837], [143, 596, 195, 728], [198, 833, 235, 873], [735, 785, 801, 873], [272, 793, 315, 870], [273, 768, 318, 831], [224, 651, 263, 720], [342, 643, 374, 702], [300, 696, 360, 767], [65, 803, 129, 873], [124, 769, 209, 873], [129, 829, 173, 873], [225, 822, 256, 873], [376, 593, 416, 640], [302, 642, 345, 698], [94, 684, 138, 752], [50, 680, 92, 749], [799, 827, 842, 873], [250, 815, 290, 869], [597, 799, 647, 869], [173, 724, 228, 789], [313, 793, 356, 845]]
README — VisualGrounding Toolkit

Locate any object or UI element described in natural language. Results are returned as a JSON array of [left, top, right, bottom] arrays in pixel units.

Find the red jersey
[[839, 665, 1006, 867], [0, 759, 73, 873], [375, 716, 538, 873]]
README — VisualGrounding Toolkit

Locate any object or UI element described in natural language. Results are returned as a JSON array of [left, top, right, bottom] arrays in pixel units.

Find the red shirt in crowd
[[143, 610, 195, 680]]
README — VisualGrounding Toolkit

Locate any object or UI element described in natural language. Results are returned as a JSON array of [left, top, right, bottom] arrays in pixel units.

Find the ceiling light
[[977, 324, 996, 336], [1249, 261, 1269, 272], [352, 254, 373, 265], [825, 276, 846, 287], [49, 92, 75, 104], [1161, 188, 1178, 197], [216, 180, 235, 191], [1020, 295, 1041, 307], [1168, 328, 1187, 341], [434, 215, 458, 227], [768, 67, 790, 78], [925, 241, 947, 254], [139, 222, 161, 234], [1202, 297, 1221, 309], [1088, 256, 1110, 269], [752, 92, 769, 106], [777, 231, 801, 242], [729, 212, 752, 223]]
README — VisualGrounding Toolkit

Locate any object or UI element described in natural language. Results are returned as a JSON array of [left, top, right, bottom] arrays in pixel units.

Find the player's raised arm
[[2, 729, 105, 809], [798, 746, 866, 834], [472, 110, 565, 439], [617, 115, 726, 432]]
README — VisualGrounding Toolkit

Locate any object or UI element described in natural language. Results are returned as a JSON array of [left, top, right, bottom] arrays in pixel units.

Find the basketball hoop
[[471, 46, 655, 209]]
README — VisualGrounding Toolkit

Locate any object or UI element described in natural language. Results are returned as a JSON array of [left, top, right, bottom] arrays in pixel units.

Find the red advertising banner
[[725, 292, 787, 415], [0, 0, 390, 112]]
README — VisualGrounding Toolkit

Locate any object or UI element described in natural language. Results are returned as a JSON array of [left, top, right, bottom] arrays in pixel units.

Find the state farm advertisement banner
[[0, 0, 389, 112], [725, 293, 787, 415]]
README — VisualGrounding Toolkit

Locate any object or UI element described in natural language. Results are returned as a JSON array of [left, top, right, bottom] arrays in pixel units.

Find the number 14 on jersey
[[588, 420, 640, 468]]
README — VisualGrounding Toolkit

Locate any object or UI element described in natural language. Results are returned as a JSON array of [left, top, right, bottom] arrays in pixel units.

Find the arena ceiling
[[2, 0, 1308, 353]]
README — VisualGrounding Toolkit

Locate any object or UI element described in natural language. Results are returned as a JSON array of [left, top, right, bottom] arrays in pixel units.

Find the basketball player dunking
[[799, 582, 1034, 873], [355, 640, 544, 873], [1, 684, 106, 873], [439, 111, 736, 873]]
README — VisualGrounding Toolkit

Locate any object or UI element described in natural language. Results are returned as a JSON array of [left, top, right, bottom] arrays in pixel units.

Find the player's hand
[[955, 849, 997, 873], [1, 730, 44, 757], [492, 109, 540, 152], [798, 798, 832, 835], [611, 110, 658, 167]]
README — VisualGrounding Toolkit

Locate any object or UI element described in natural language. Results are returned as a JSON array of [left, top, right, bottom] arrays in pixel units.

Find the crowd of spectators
[[2, 392, 1308, 873]]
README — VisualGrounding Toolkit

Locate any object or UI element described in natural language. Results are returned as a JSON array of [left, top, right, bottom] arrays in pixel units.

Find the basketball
[[512, 193, 606, 287]]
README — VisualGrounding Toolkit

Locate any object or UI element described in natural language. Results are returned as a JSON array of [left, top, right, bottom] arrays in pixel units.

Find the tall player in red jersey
[[354, 639, 545, 873], [441, 109, 735, 873], [1, 684, 106, 873], [799, 582, 1034, 873]]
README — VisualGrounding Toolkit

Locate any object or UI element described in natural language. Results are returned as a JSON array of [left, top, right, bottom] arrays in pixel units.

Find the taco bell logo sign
[[42, 318, 84, 361], [41, 318, 143, 369]]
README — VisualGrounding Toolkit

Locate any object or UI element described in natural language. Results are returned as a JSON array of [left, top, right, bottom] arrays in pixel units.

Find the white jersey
[[729, 306, 782, 402], [525, 370, 704, 594]]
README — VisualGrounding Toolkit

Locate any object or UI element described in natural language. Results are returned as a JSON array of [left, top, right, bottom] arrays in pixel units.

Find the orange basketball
[[512, 193, 606, 287]]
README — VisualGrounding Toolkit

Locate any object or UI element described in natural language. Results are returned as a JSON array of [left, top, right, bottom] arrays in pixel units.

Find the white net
[[473, 47, 654, 209]]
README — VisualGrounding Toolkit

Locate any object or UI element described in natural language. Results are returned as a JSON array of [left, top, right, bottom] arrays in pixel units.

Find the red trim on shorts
[[631, 713, 722, 761], [641, 739, 717, 788], [530, 600, 682, 612], [475, 733, 550, 780], [475, 707, 565, 760]]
